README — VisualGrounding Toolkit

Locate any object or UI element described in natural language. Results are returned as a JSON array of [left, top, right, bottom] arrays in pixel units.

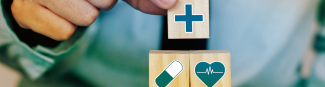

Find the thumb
[[123, 0, 177, 15], [150, 0, 177, 9]]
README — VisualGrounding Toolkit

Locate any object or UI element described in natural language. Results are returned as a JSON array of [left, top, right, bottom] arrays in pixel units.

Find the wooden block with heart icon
[[189, 50, 231, 87], [149, 50, 231, 87]]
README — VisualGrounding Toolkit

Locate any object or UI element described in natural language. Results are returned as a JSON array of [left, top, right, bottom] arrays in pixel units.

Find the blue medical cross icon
[[175, 4, 203, 33]]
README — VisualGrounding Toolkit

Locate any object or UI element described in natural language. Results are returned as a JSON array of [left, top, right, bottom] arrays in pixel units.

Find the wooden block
[[190, 50, 231, 87], [168, 0, 209, 39], [0, 62, 21, 87], [149, 50, 231, 87], [149, 50, 190, 87]]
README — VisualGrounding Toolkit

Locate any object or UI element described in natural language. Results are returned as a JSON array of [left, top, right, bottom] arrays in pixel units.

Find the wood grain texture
[[149, 50, 231, 87], [149, 50, 190, 87], [189, 50, 231, 87], [168, 0, 209, 39], [0, 62, 21, 87]]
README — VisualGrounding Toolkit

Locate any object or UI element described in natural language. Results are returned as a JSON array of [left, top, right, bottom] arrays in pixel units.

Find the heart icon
[[195, 62, 225, 87]]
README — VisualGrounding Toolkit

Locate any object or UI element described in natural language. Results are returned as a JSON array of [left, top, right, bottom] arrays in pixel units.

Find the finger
[[87, 0, 118, 11], [36, 0, 99, 26], [149, 0, 177, 9], [123, 0, 168, 15], [11, 0, 75, 40]]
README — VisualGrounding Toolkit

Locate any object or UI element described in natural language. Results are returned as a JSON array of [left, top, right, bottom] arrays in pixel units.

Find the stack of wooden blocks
[[149, 50, 231, 87], [149, 0, 231, 87]]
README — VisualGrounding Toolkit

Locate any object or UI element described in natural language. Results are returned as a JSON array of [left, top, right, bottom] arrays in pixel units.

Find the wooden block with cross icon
[[168, 0, 209, 39], [149, 50, 231, 87]]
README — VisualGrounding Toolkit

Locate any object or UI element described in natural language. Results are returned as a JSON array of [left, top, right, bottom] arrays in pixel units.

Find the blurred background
[[1, 0, 325, 87]]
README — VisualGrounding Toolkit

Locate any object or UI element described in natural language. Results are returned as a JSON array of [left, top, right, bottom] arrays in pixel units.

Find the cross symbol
[[175, 4, 204, 33]]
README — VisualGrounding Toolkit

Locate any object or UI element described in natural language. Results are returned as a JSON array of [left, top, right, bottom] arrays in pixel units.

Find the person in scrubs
[[0, 0, 325, 86]]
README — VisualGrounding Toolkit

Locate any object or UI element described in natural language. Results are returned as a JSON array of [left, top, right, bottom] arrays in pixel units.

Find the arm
[[1, 0, 176, 80], [308, 1, 325, 86]]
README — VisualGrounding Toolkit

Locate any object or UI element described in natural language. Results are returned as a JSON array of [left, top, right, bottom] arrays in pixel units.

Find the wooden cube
[[149, 50, 190, 87], [0, 63, 21, 87], [149, 50, 231, 87], [168, 0, 210, 39], [189, 50, 231, 87]]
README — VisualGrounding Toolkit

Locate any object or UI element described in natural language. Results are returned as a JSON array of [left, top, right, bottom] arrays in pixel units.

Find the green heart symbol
[[195, 62, 225, 87]]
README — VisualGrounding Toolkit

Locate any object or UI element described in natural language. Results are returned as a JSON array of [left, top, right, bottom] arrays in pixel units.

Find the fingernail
[[160, 0, 176, 6]]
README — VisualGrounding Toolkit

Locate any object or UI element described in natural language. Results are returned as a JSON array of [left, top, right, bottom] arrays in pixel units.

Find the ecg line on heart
[[197, 66, 223, 75]]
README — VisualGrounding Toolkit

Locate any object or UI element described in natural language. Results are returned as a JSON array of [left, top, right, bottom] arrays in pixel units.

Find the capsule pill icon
[[155, 60, 183, 87]]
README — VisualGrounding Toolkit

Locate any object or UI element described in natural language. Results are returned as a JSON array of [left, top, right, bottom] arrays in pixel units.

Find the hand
[[123, 0, 178, 15], [11, 0, 118, 40]]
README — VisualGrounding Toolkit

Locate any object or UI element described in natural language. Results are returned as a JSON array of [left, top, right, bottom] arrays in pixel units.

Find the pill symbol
[[155, 60, 183, 87]]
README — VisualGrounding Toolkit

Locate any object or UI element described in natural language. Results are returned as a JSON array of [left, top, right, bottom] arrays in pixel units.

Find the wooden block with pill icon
[[149, 50, 231, 87], [149, 50, 190, 87], [168, 0, 209, 39]]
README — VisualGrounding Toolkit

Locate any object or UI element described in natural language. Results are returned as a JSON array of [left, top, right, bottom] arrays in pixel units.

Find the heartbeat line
[[197, 66, 223, 75]]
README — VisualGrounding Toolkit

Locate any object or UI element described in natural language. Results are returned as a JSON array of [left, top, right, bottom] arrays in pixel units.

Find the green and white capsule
[[155, 60, 183, 87]]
